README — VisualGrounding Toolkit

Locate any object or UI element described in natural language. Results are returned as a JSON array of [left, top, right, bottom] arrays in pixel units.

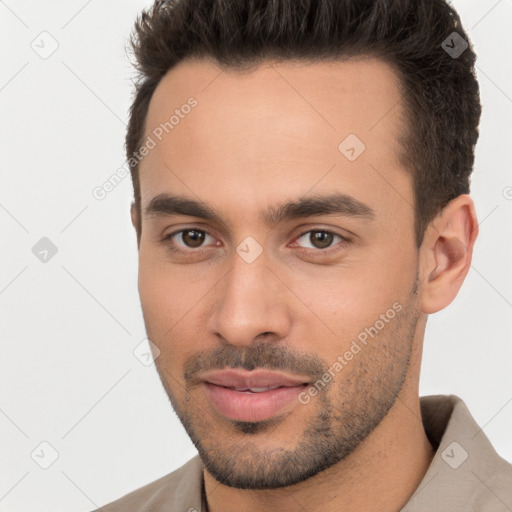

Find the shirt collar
[[401, 394, 512, 510]]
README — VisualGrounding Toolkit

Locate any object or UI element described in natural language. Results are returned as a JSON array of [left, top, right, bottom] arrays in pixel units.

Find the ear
[[130, 201, 141, 248], [419, 194, 478, 314]]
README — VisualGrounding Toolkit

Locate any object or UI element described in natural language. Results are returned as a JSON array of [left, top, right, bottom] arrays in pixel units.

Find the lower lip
[[204, 383, 307, 422]]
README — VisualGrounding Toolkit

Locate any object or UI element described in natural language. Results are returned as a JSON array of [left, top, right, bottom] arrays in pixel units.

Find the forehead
[[140, 57, 411, 224]]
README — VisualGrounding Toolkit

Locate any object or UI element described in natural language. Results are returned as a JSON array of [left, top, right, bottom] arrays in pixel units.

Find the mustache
[[184, 343, 326, 385]]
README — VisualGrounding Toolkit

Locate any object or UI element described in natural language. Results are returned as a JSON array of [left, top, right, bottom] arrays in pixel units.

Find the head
[[127, 0, 480, 490]]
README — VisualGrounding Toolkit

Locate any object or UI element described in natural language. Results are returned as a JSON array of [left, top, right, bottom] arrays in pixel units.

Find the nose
[[206, 252, 292, 347]]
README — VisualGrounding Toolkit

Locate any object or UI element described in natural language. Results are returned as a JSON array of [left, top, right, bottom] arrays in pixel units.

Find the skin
[[131, 57, 478, 512]]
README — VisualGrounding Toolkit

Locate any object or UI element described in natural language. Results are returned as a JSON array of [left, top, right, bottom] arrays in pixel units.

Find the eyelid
[[163, 227, 219, 250], [162, 225, 350, 254], [290, 227, 349, 251], [295, 226, 347, 239]]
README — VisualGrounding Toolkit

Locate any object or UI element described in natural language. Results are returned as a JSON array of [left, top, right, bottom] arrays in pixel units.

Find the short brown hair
[[126, 0, 481, 246]]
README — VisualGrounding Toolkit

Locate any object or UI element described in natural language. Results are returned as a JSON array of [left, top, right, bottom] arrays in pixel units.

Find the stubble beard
[[152, 290, 420, 490]]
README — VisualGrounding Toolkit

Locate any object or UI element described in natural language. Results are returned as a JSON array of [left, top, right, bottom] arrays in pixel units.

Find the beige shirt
[[94, 395, 512, 511]]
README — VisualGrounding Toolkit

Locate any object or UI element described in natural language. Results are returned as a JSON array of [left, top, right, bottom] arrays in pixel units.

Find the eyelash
[[161, 227, 350, 256]]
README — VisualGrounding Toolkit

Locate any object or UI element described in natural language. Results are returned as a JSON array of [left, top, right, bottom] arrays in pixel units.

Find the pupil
[[183, 230, 205, 247], [311, 231, 332, 249]]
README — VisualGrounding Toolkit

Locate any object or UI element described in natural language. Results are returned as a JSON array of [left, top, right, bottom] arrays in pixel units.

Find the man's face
[[136, 58, 422, 488]]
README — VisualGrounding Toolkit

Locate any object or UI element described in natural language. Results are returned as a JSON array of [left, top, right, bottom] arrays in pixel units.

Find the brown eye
[[181, 229, 206, 248], [295, 230, 343, 250], [310, 231, 334, 249], [163, 228, 219, 253]]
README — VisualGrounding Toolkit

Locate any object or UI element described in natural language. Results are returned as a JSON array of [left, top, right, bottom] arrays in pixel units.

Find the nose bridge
[[208, 250, 290, 345]]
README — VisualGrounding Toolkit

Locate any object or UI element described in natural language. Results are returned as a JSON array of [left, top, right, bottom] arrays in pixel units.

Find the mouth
[[218, 385, 283, 393], [201, 368, 310, 423]]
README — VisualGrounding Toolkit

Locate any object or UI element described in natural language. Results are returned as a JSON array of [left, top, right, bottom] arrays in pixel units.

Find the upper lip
[[202, 368, 309, 388]]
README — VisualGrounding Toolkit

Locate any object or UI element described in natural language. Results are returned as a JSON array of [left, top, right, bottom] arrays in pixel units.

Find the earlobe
[[420, 195, 478, 314]]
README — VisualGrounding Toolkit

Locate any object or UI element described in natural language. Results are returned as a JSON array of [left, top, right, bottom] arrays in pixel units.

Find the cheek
[[138, 244, 193, 319], [138, 245, 186, 343], [137, 245, 221, 347], [138, 258, 195, 378], [138, 261, 173, 329], [286, 249, 417, 344]]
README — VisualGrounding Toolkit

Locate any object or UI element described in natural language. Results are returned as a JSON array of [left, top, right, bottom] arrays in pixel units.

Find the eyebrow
[[144, 192, 375, 226]]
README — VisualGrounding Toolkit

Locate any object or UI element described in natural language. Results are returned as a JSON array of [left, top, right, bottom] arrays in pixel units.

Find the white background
[[1, 1, 511, 511]]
